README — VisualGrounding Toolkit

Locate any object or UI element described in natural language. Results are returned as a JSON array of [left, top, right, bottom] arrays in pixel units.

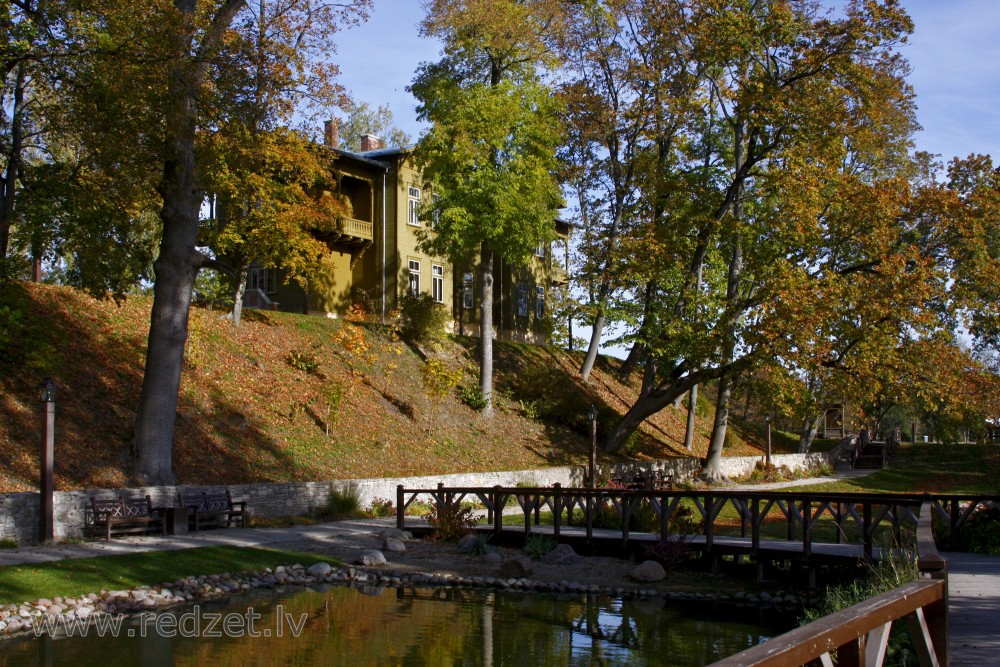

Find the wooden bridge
[[397, 484, 1000, 666]]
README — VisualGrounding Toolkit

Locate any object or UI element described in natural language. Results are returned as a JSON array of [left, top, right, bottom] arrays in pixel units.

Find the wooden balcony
[[550, 266, 569, 285], [336, 216, 373, 242]]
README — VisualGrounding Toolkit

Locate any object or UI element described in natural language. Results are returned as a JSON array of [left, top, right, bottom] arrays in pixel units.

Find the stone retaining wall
[[0, 443, 848, 546]]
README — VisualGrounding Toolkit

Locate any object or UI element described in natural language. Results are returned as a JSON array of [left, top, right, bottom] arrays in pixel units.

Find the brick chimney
[[360, 134, 382, 152], [323, 119, 339, 148]]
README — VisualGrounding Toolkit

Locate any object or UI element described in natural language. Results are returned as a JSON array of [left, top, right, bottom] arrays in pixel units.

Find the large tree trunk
[[580, 310, 605, 383], [799, 412, 824, 453], [684, 384, 698, 451], [700, 110, 747, 481], [702, 371, 733, 481], [130, 47, 204, 485], [617, 341, 643, 381], [0, 63, 27, 269], [479, 243, 494, 417], [230, 261, 249, 327], [129, 0, 243, 484]]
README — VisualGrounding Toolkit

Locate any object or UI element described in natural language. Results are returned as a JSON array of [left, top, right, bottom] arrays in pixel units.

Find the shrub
[[322, 381, 345, 430], [519, 399, 539, 419], [288, 350, 320, 374], [470, 534, 497, 556], [644, 535, 692, 573], [406, 500, 434, 517], [421, 359, 464, 397], [523, 534, 557, 559], [319, 483, 363, 520], [369, 497, 394, 518], [0, 538, 17, 549], [952, 506, 1000, 555], [400, 293, 449, 345], [457, 384, 489, 410], [426, 501, 478, 542]]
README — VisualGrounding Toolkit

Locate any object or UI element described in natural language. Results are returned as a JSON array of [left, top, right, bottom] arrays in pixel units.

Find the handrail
[[917, 499, 948, 579], [708, 580, 946, 667], [709, 500, 949, 667], [336, 216, 374, 240]]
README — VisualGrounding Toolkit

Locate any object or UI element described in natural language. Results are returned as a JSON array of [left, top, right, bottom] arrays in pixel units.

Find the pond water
[[0, 584, 794, 666]]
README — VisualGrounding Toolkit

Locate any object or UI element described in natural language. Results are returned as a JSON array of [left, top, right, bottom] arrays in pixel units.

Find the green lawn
[[797, 442, 1000, 496], [0, 546, 338, 605]]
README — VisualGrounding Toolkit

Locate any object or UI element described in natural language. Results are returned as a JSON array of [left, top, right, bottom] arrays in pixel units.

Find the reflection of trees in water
[[8, 585, 782, 665]]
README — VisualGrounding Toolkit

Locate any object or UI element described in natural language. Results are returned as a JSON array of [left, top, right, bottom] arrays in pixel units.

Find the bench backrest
[[91, 495, 154, 521], [179, 489, 234, 512]]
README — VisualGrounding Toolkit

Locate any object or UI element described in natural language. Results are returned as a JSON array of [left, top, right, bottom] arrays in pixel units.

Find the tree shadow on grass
[[0, 283, 307, 491]]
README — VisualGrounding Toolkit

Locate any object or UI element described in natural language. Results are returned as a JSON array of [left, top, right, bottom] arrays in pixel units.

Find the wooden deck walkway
[[944, 551, 1000, 666]]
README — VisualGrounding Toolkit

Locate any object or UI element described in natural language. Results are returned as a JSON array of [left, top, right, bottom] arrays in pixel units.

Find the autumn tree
[[54, 0, 371, 483], [590, 1, 922, 482], [410, 0, 565, 415], [556, 0, 666, 384], [337, 102, 411, 151], [200, 128, 343, 326]]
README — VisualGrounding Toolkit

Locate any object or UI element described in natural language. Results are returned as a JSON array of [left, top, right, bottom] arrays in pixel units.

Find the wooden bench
[[611, 471, 674, 491], [89, 495, 165, 541], [178, 489, 247, 531]]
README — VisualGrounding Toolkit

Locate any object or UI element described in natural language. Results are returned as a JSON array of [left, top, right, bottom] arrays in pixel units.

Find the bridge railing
[[709, 500, 948, 667], [396, 484, 995, 559]]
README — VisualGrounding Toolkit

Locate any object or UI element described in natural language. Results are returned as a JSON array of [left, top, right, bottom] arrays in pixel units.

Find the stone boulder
[[378, 528, 413, 542], [499, 556, 534, 578], [541, 544, 581, 566], [382, 537, 407, 553], [307, 562, 333, 577], [630, 560, 666, 583], [356, 550, 387, 566]]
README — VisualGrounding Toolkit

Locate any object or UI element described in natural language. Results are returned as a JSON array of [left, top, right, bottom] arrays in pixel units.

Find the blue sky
[[334, 0, 1000, 164]]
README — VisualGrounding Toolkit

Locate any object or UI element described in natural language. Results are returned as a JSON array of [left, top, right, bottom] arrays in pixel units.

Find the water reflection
[[0, 585, 792, 666]]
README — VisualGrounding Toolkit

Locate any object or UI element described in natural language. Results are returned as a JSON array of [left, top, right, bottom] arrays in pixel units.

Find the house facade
[[248, 127, 570, 344]]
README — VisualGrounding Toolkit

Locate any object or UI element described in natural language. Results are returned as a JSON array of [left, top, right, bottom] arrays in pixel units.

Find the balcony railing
[[336, 216, 373, 242]]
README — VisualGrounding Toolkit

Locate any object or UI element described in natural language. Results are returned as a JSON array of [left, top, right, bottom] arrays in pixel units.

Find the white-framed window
[[517, 282, 528, 317], [432, 264, 444, 303], [431, 193, 440, 229], [535, 286, 545, 318], [408, 259, 420, 297], [408, 186, 421, 226], [248, 265, 277, 294], [462, 272, 474, 309], [535, 240, 548, 258]]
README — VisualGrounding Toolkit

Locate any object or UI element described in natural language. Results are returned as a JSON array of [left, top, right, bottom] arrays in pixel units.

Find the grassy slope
[[0, 283, 779, 492]]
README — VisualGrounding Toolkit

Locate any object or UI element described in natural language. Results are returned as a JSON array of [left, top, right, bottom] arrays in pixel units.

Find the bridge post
[[585, 494, 594, 542], [553, 483, 562, 540], [396, 485, 405, 529], [493, 486, 503, 536], [863, 502, 873, 560], [704, 495, 714, 551], [802, 499, 812, 558]]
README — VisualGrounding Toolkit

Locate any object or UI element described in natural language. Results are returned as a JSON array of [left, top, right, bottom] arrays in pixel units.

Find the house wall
[[307, 250, 355, 315], [390, 156, 451, 311]]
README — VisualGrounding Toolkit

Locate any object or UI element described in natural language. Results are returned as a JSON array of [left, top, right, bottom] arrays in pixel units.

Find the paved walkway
[[721, 465, 877, 492], [942, 551, 1000, 666], [0, 518, 398, 567]]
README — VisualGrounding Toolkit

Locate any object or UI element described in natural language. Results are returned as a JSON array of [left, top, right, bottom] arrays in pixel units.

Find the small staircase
[[843, 430, 901, 470], [854, 441, 888, 469]]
